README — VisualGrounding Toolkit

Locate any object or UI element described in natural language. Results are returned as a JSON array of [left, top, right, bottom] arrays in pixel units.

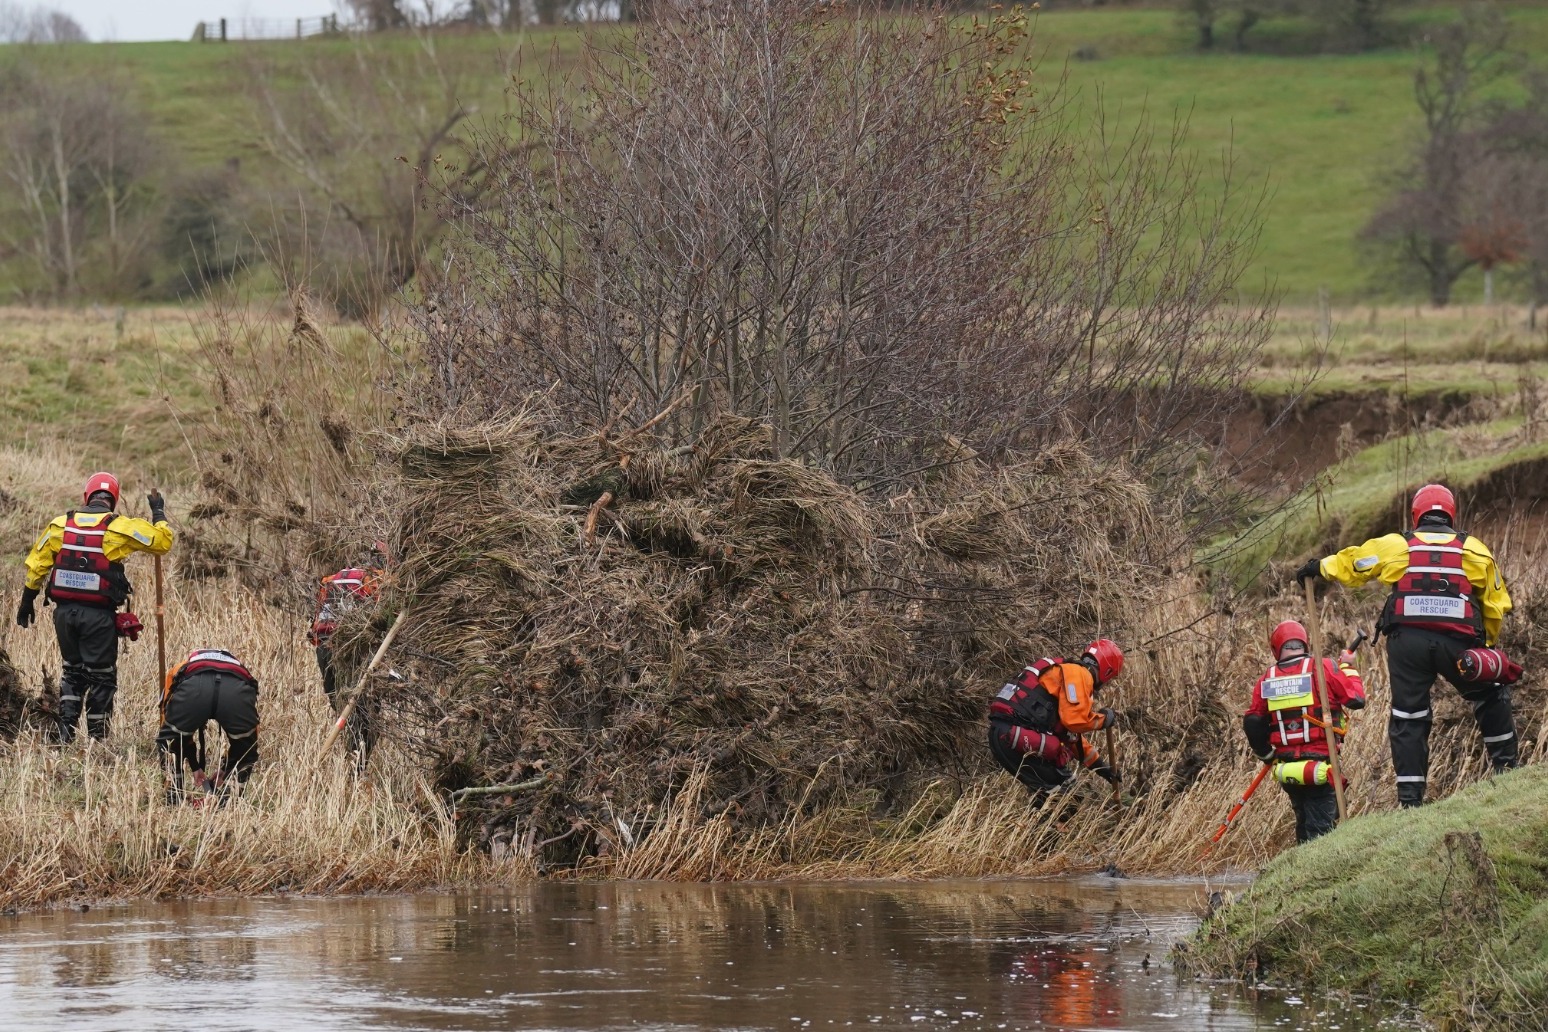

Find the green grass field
[[19, 5, 1548, 305]]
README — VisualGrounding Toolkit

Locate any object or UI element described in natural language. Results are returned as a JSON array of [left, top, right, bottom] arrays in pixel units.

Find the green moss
[[1178, 765, 1548, 1029]]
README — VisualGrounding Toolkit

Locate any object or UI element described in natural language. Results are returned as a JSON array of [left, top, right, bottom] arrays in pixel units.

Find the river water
[[0, 878, 1400, 1031]]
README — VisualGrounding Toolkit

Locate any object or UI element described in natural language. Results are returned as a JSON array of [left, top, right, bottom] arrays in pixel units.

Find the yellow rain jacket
[[1317, 530, 1510, 645], [24, 509, 175, 593]]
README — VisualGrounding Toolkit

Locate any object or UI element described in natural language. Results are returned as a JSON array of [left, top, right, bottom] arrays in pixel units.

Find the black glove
[[1295, 558, 1323, 587], [1091, 760, 1122, 785], [1098, 707, 1119, 730], [1254, 749, 1275, 763], [1345, 696, 1366, 711], [147, 489, 166, 523], [16, 588, 38, 629]]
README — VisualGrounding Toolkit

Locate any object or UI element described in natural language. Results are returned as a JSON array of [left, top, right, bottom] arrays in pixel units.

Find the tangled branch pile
[[353, 413, 1170, 867]]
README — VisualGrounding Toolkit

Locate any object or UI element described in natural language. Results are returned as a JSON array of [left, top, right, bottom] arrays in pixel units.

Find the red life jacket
[[1387, 531, 1484, 639], [1255, 657, 1340, 760], [989, 657, 1062, 729], [47, 511, 130, 609], [311, 567, 376, 642], [177, 650, 257, 686]]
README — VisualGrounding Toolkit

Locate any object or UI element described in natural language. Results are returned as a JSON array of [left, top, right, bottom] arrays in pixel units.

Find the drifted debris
[[0, 648, 53, 741], [350, 412, 1166, 868]]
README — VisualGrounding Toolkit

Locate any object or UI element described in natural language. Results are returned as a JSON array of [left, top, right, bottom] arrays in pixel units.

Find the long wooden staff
[[315, 609, 408, 762], [1104, 724, 1121, 806], [154, 554, 168, 691], [1304, 581, 1347, 821]]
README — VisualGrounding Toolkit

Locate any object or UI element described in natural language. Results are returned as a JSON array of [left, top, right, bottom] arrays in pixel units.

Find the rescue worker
[[1243, 620, 1366, 843], [987, 638, 1124, 793], [310, 545, 384, 765], [16, 473, 174, 743], [1296, 483, 1518, 807], [157, 648, 260, 804]]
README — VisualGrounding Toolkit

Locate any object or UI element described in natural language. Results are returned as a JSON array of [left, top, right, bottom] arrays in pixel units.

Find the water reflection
[[0, 879, 1397, 1031]]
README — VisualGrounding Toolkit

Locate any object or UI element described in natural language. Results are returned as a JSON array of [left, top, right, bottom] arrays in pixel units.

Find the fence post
[[296, 16, 302, 37], [219, 17, 227, 41]]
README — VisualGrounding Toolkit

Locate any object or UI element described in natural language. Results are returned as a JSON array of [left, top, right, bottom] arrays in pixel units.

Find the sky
[[53, 0, 338, 42]]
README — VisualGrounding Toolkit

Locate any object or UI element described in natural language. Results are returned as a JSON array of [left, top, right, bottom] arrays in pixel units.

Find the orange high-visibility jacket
[[1039, 661, 1112, 768]]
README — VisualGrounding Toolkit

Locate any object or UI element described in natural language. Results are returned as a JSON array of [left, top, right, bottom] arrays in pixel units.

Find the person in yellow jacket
[[1296, 483, 1517, 807], [16, 472, 174, 743]]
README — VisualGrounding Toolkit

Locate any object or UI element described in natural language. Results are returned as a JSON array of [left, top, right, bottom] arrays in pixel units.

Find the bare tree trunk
[[49, 117, 75, 293], [1429, 238, 1455, 307]]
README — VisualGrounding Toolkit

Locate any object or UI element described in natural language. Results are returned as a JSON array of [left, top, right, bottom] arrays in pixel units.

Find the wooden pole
[[316, 609, 408, 762], [1304, 581, 1348, 821], [1104, 725, 1121, 806], [153, 554, 167, 692]]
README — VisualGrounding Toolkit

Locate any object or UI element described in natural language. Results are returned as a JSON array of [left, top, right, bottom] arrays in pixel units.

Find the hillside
[[6, 5, 1548, 304]]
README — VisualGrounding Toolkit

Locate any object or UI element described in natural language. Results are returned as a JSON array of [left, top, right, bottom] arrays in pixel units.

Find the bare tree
[[418, 0, 1272, 511], [1362, 7, 1514, 306], [1183, 0, 1270, 51], [1456, 153, 1530, 305], [1179, 0, 1409, 53], [340, 0, 409, 31], [247, 35, 501, 316], [0, 61, 155, 297], [0, 1, 86, 42], [1490, 70, 1548, 313]]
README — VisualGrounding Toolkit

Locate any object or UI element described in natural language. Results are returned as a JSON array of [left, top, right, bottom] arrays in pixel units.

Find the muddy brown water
[[0, 878, 1405, 1031]]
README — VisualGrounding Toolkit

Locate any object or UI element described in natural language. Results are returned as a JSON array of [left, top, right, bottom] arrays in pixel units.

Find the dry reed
[[327, 409, 1545, 881], [0, 584, 485, 911]]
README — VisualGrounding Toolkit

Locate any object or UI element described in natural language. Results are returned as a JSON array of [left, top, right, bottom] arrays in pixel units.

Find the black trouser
[[987, 721, 1071, 792], [1282, 783, 1338, 844], [157, 670, 259, 789], [1386, 627, 1519, 807], [52, 603, 118, 743], [317, 643, 375, 768]]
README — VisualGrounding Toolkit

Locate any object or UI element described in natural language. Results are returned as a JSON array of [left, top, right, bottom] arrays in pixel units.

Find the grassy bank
[[1, 303, 1545, 907], [0, 585, 476, 911], [1178, 765, 1548, 1029], [1261, 304, 1548, 397]]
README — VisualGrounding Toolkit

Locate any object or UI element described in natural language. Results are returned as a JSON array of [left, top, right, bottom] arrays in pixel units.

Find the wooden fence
[[192, 15, 340, 42]]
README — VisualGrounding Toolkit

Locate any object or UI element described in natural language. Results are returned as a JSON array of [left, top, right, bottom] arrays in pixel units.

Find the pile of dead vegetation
[[337, 412, 1176, 870]]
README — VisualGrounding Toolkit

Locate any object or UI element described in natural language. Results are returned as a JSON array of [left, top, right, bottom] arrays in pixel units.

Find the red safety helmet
[[1411, 483, 1456, 527], [1269, 620, 1309, 658], [1083, 639, 1124, 684], [82, 471, 121, 508]]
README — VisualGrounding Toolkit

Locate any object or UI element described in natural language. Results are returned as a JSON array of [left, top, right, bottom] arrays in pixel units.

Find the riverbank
[[0, 589, 476, 912], [1177, 764, 1548, 1030]]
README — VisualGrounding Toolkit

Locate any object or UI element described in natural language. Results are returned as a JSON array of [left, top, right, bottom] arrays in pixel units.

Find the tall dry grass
[[566, 545, 1547, 882], [0, 583, 492, 911]]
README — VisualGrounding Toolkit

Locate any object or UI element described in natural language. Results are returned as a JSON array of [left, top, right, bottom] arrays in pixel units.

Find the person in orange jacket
[[1243, 620, 1366, 843], [987, 638, 1124, 793]]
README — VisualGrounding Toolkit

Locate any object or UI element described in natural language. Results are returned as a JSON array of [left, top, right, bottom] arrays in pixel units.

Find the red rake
[[1201, 763, 1272, 858]]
